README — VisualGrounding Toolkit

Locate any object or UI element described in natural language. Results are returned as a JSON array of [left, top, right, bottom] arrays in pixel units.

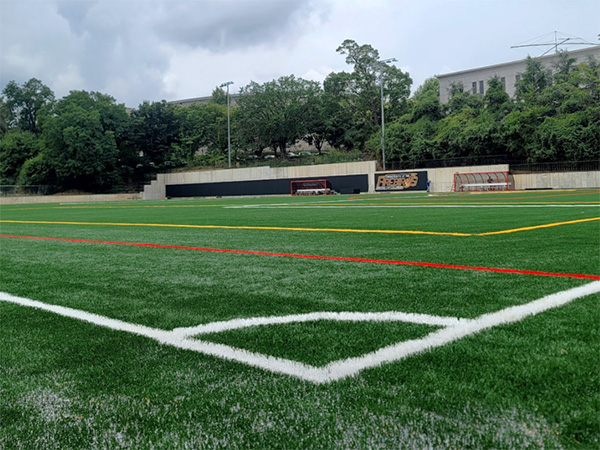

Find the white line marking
[[226, 205, 599, 209], [171, 311, 463, 338], [2, 281, 599, 384]]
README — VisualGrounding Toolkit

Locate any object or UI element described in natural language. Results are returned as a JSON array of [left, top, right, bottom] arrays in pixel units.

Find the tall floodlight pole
[[220, 81, 234, 167], [377, 58, 396, 171]]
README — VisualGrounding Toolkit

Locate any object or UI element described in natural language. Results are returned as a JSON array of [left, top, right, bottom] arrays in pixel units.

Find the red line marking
[[2, 233, 599, 280]]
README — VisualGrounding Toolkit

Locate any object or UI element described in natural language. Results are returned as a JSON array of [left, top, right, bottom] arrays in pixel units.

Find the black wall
[[166, 174, 369, 198]]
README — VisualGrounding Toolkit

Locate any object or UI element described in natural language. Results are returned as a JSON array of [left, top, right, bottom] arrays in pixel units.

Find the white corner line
[[1, 280, 599, 384], [171, 311, 463, 338]]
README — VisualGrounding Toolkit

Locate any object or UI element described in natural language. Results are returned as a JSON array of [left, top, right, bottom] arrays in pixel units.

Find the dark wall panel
[[166, 174, 368, 198]]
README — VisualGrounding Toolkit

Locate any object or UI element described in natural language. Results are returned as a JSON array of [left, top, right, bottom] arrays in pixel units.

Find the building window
[[479, 80, 484, 95], [500, 77, 506, 91], [515, 74, 521, 83], [472, 82, 477, 94]]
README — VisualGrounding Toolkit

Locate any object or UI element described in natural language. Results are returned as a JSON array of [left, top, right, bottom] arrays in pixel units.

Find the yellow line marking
[[0, 220, 471, 237], [2, 217, 598, 237], [477, 217, 600, 236]]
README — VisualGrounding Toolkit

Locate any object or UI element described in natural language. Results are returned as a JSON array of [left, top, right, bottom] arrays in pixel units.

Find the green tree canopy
[[41, 91, 128, 191], [236, 75, 321, 158], [174, 103, 228, 165], [210, 87, 228, 106], [128, 100, 181, 169], [0, 131, 43, 185], [1, 78, 54, 134], [324, 39, 412, 150]]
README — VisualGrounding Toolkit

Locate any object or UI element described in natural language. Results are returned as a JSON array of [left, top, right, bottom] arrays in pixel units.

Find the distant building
[[168, 94, 241, 107], [437, 45, 600, 104]]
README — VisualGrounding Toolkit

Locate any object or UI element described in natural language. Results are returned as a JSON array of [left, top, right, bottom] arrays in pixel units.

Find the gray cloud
[[154, 0, 312, 52], [2, 0, 598, 108], [55, 0, 97, 36]]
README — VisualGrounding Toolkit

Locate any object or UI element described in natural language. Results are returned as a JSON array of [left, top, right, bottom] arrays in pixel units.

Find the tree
[[0, 131, 42, 185], [322, 71, 361, 150], [444, 82, 483, 116], [210, 87, 228, 106], [552, 50, 577, 84], [42, 91, 128, 191], [534, 110, 599, 162], [236, 76, 321, 158], [0, 97, 11, 136], [483, 76, 511, 115], [411, 78, 443, 122], [1, 78, 54, 134], [174, 103, 228, 165], [324, 39, 412, 150], [515, 57, 552, 105], [365, 78, 440, 165], [128, 100, 181, 169]]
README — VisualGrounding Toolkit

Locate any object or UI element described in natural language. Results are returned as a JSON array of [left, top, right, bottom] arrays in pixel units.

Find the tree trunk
[[278, 140, 287, 159]]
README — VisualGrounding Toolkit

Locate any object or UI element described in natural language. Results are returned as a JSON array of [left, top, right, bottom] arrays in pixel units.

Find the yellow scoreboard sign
[[375, 171, 428, 191]]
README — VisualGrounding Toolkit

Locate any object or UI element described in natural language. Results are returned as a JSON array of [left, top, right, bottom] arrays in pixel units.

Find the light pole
[[377, 58, 396, 171], [220, 81, 234, 168]]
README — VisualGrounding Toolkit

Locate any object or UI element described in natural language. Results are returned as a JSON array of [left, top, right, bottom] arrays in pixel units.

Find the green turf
[[198, 321, 441, 366], [1, 189, 599, 449]]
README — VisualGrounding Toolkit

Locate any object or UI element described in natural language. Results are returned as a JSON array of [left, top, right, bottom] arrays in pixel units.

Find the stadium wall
[[0, 193, 140, 205], [514, 171, 599, 190], [1, 166, 596, 205], [143, 162, 377, 199], [145, 163, 594, 199], [144, 162, 520, 199]]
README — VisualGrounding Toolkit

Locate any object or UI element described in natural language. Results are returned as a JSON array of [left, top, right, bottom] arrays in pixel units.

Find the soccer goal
[[453, 171, 515, 192], [291, 179, 334, 196]]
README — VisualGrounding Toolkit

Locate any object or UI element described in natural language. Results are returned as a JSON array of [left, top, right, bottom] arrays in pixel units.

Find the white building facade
[[437, 46, 600, 104]]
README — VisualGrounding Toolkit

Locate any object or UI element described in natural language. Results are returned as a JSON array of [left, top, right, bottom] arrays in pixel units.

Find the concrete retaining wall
[[143, 162, 517, 199], [514, 171, 599, 190], [0, 193, 140, 205], [143, 162, 378, 199]]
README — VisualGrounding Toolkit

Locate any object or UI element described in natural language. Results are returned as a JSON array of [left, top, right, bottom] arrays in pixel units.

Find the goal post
[[453, 171, 515, 192], [291, 179, 333, 196]]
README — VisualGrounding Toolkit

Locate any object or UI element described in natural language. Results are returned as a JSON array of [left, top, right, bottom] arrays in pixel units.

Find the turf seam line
[[1, 233, 598, 280]]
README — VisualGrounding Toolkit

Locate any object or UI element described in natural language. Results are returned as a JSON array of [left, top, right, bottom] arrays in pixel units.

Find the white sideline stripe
[[0, 294, 173, 341], [225, 204, 598, 209], [171, 311, 463, 338], [1, 281, 599, 384]]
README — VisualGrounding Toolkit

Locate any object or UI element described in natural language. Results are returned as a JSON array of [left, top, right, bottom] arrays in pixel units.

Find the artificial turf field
[[0, 189, 599, 449]]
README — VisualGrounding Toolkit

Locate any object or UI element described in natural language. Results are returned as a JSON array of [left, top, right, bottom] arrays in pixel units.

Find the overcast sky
[[1, 0, 598, 107]]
